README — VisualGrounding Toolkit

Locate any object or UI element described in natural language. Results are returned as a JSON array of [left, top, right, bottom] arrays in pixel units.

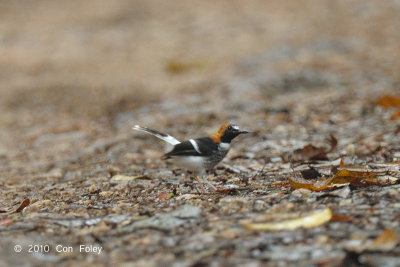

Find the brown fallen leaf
[[349, 229, 400, 253], [16, 199, 30, 212], [377, 95, 400, 120], [272, 181, 291, 188], [367, 229, 400, 251], [289, 176, 336, 191], [2, 199, 31, 214], [293, 144, 327, 161], [242, 208, 332, 231], [377, 95, 400, 108], [157, 193, 174, 200], [291, 135, 337, 161], [289, 168, 398, 191], [330, 169, 397, 187], [390, 110, 400, 120], [216, 188, 238, 194], [330, 214, 355, 222], [0, 218, 14, 226], [395, 126, 400, 135]]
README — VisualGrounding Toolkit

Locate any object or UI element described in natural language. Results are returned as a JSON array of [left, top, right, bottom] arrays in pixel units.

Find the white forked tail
[[132, 125, 181, 146]]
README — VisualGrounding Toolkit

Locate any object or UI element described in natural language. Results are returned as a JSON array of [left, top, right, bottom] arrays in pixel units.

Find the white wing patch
[[189, 139, 201, 154]]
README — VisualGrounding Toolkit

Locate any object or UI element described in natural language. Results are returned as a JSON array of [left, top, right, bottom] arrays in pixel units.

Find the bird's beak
[[239, 130, 250, 134]]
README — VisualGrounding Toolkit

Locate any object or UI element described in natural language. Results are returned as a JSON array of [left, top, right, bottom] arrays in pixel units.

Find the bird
[[132, 123, 249, 191]]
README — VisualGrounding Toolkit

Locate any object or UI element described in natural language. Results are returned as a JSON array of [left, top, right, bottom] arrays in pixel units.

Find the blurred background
[[1, 1, 399, 129]]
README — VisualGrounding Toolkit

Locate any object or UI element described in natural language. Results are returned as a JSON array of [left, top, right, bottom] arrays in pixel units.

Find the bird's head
[[210, 124, 249, 143]]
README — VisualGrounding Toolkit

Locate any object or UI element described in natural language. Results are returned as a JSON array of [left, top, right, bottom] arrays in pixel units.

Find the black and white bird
[[132, 124, 249, 191]]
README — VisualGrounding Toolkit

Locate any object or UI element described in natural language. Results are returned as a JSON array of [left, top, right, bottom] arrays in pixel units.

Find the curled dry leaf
[[289, 169, 398, 191], [349, 229, 400, 253], [16, 199, 31, 212], [111, 174, 151, 181], [3, 199, 31, 214], [291, 135, 337, 161], [367, 229, 400, 251], [292, 144, 326, 161], [242, 208, 332, 231]]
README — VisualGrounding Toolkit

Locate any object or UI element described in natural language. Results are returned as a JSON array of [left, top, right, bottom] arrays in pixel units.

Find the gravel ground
[[1, 1, 400, 266]]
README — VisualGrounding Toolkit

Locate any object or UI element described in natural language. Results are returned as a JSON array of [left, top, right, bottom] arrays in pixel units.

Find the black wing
[[195, 137, 219, 155], [163, 137, 218, 158]]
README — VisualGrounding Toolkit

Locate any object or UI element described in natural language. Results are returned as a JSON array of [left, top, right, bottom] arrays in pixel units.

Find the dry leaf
[[111, 175, 151, 181], [0, 218, 13, 226], [289, 176, 336, 191], [377, 95, 400, 108], [289, 168, 397, 191], [367, 229, 400, 251], [390, 110, 400, 120], [157, 193, 174, 200], [377, 95, 400, 120], [3, 199, 31, 214], [242, 208, 332, 231], [330, 169, 397, 187], [216, 188, 238, 194], [291, 135, 337, 161], [293, 144, 327, 161], [330, 214, 354, 222], [349, 229, 400, 253], [272, 181, 291, 188], [16, 199, 30, 212]]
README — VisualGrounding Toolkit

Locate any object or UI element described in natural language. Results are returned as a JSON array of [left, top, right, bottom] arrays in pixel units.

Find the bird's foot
[[195, 175, 217, 193]]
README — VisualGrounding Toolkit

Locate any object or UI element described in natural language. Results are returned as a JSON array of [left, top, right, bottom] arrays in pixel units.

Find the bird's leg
[[200, 170, 217, 190], [195, 176, 206, 194]]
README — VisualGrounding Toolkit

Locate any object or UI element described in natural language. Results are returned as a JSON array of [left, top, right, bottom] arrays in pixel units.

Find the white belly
[[172, 156, 205, 172]]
